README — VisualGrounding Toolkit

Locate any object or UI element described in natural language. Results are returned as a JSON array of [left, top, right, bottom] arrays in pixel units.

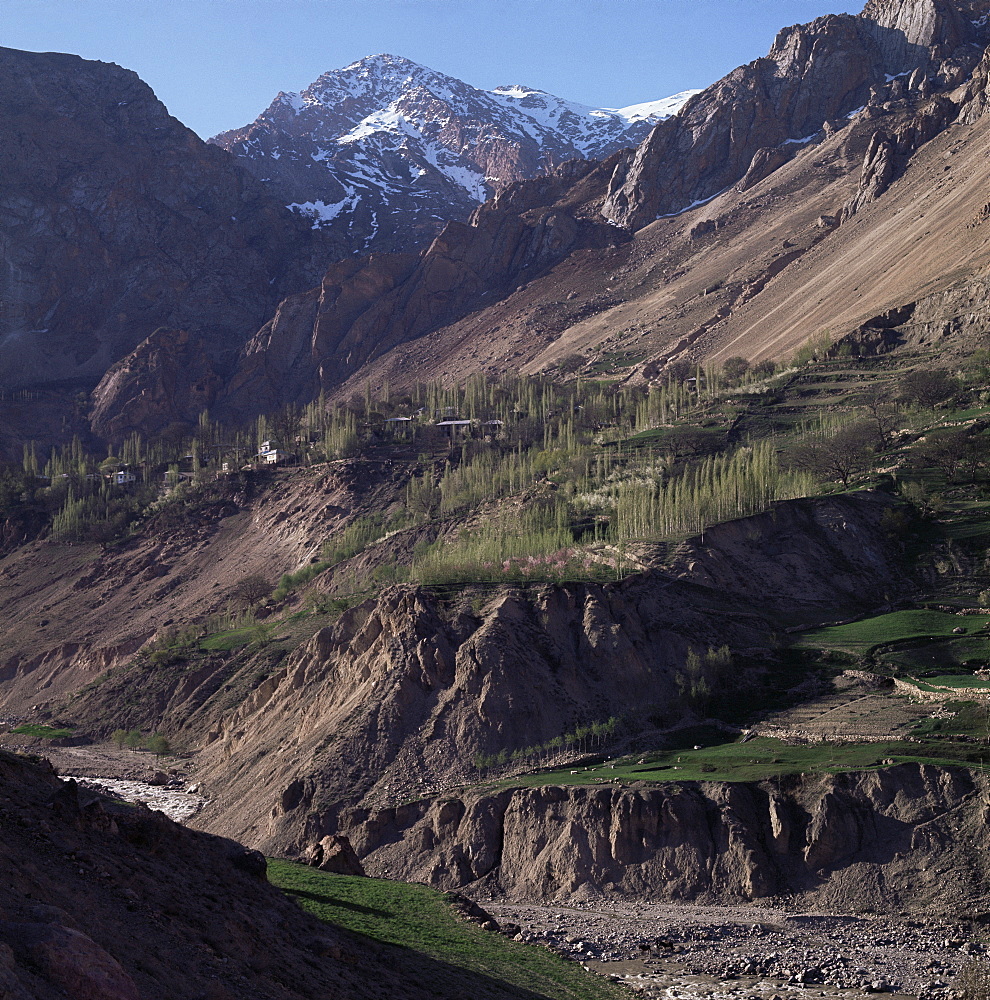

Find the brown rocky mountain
[[600, 0, 990, 228], [209, 53, 696, 255], [0, 46, 342, 403], [87, 0, 990, 440]]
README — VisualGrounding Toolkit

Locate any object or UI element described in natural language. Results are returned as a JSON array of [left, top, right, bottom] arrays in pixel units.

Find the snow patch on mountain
[[615, 90, 701, 122], [279, 92, 307, 113], [210, 53, 699, 253], [289, 197, 358, 227]]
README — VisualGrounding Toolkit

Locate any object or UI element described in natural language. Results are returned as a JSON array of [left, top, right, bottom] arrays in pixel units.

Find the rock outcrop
[[600, 0, 989, 229], [0, 47, 338, 398], [339, 764, 990, 912], [89, 328, 222, 440], [841, 130, 897, 218], [304, 835, 366, 876]]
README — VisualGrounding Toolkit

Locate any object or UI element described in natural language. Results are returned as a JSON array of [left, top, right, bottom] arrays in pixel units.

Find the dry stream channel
[[482, 899, 979, 1000]]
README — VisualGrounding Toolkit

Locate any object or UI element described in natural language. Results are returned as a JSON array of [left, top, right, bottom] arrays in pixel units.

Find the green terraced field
[[794, 610, 990, 653], [494, 734, 990, 788]]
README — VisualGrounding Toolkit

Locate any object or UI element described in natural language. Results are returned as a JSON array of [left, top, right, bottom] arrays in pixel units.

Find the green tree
[[722, 357, 749, 383], [145, 733, 171, 758], [111, 728, 128, 748], [124, 729, 143, 749]]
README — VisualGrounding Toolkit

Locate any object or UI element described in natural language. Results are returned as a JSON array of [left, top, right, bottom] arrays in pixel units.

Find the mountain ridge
[[209, 52, 697, 253]]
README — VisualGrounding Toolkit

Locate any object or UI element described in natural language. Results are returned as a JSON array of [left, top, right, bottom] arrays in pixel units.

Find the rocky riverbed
[[480, 899, 983, 1000], [63, 775, 207, 823]]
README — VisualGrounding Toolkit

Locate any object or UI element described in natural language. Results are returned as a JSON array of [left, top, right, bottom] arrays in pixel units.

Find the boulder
[[304, 835, 365, 876]]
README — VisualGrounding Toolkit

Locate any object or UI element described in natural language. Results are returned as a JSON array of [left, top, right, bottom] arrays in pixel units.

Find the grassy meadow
[[267, 862, 624, 1000]]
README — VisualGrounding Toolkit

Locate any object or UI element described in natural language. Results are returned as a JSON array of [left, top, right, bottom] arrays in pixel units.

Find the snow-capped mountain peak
[[209, 56, 698, 254]]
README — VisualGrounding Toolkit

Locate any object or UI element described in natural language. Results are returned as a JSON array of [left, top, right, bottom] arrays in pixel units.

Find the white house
[[114, 471, 137, 485]]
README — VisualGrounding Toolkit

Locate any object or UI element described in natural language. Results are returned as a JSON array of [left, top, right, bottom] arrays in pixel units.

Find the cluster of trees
[[614, 440, 814, 539], [785, 373, 990, 488], [675, 645, 734, 713], [111, 729, 171, 757], [472, 717, 624, 776]]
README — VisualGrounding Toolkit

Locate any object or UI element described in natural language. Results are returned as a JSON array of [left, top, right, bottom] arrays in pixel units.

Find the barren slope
[[0, 749, 578, 1000], [332, 81, 990, 398], [0, 462, 402, 716]]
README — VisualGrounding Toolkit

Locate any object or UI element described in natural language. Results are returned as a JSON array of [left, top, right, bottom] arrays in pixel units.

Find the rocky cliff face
[[341, 764, 990, 912], [210, 53, 696, 254], [0, 47, 339, 399], [188, 492, 911, 855], [600, 0, 990, 229]]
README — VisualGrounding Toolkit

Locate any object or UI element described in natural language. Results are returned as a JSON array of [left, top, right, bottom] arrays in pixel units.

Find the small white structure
[[385, 416, 413, 423], [114, 471, 136, 485], [257, 441, 283, 464]]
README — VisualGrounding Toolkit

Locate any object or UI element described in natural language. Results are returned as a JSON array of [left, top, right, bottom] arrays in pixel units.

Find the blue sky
[[4, 0, 861, 138]]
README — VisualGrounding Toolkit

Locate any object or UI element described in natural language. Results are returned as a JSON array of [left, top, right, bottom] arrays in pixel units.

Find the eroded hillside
[[0, 461, 402, 717], [180, 491, 908, 854]]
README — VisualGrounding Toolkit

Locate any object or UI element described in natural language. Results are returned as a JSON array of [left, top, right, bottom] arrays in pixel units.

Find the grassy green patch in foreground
[[497, 735, 990, 787], [267, 862, 623, 1000], [794, 610, 990, 653], [11, 724, 74, 739]]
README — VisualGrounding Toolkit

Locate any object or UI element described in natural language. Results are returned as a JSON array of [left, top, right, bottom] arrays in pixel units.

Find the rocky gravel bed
[[481, 899, 985, 999], [63, 775, 207, 823]]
